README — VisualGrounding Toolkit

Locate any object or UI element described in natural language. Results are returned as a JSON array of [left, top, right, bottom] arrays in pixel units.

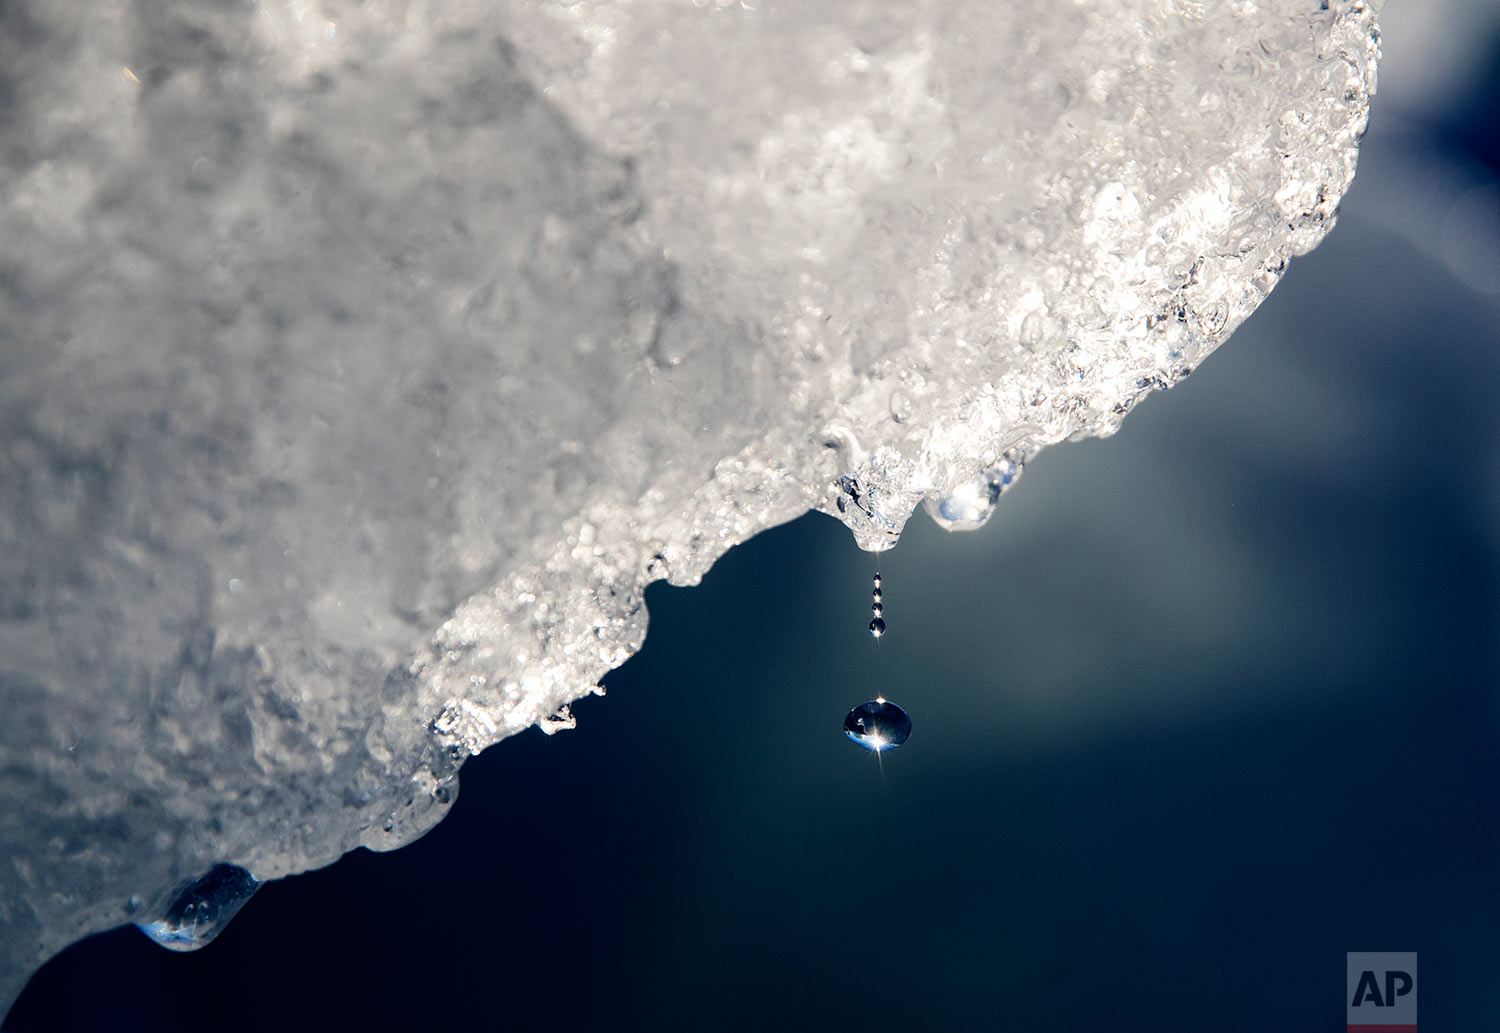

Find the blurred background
[[7, 3, 1500, 1030]]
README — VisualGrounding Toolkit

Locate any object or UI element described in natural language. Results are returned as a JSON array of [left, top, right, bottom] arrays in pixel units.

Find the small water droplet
[[843, 699, 911, 752], [136, 864, 260, 952], [868, 617, 886, 638], [871, 587, 882, 603], [871, 602, 883, 617]]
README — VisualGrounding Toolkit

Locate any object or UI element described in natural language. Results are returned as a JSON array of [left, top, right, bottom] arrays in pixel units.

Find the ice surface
[[0, 0, 1376, 1007]]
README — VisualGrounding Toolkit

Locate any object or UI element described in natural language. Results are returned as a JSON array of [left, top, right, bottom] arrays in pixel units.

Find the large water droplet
[[135, 864, 261, 952], [843, 699, 911, 752], [868, 617, 886, 638], [924, 454, 1024, 532], [927, 478, 998, 530]]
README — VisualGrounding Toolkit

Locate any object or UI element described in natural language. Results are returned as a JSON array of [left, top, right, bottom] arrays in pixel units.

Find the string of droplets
[[844, 568, 910, 752]]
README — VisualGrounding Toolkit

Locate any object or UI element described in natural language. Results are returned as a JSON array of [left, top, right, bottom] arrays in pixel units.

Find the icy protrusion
[[0, 0, 1377, 1008], [135, 865, 261, 953]]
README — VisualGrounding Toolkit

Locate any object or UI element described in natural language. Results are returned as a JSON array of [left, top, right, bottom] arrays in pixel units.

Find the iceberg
[[0, 0, 1377, 1009]]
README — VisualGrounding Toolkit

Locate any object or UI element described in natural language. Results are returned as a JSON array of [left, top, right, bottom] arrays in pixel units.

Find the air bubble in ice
[[843, 699, 912, 752], [888, 389, 914, 424], [135, 864, 261, 952], [1019, 311, 1047, 350]]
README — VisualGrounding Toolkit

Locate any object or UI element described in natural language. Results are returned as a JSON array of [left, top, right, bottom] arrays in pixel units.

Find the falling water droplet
[[136, 864, 261, 952], [868, 616, 886, 638], [843, 699, 911, 752]]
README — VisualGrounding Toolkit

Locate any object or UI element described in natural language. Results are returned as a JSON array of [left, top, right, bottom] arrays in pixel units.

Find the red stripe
[[1346, 1026, 1417, 1032]]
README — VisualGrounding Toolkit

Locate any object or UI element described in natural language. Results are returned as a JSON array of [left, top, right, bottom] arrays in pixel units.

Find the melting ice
[[0, 0, 1378, 1009]]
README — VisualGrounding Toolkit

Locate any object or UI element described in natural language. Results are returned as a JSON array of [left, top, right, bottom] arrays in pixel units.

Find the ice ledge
[[427, 0, 1379, 751]]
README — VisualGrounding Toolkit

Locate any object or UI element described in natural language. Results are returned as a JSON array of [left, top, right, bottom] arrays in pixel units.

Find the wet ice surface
[[0, 0, 1376, 1007]]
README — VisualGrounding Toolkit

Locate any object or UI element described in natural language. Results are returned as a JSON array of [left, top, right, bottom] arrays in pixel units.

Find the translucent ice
[[0, 0, 1377, 1008], [134, 865, 261, 953]]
